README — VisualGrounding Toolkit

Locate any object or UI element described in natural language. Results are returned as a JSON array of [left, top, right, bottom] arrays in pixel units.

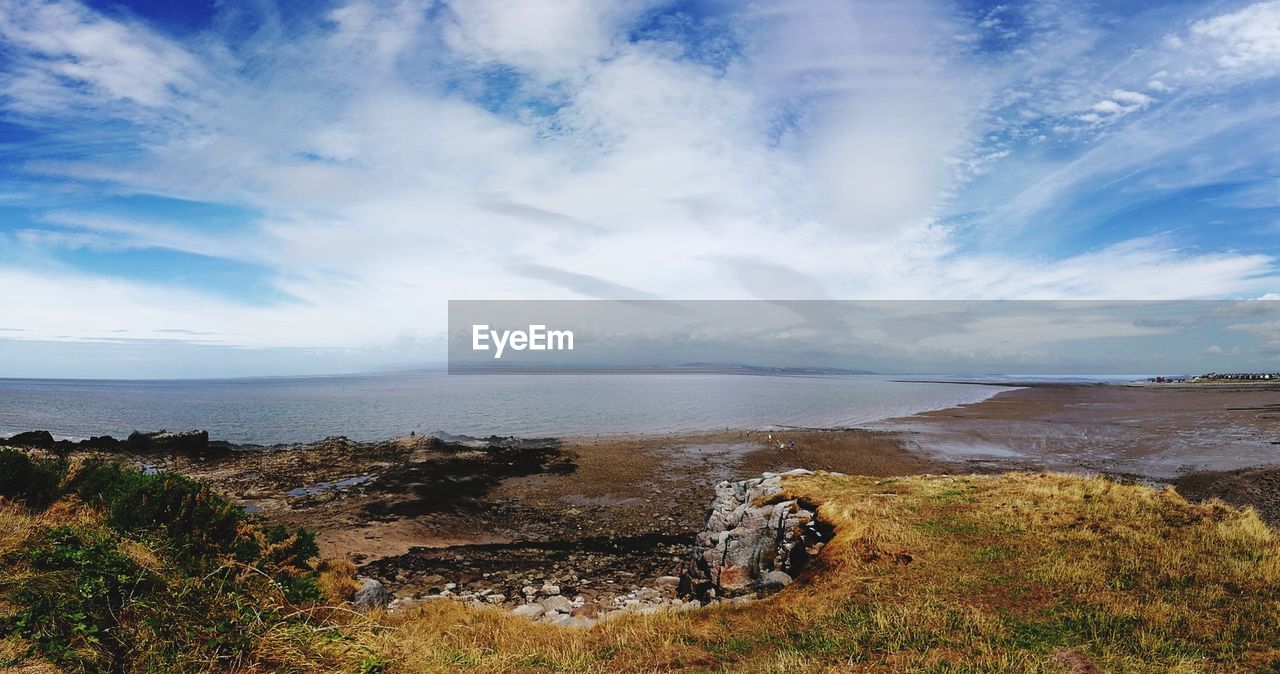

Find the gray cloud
[[509, 262, 661, 300]]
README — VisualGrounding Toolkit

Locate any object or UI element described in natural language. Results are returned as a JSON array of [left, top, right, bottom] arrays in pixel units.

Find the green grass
[[5, 450, 1280, 672]]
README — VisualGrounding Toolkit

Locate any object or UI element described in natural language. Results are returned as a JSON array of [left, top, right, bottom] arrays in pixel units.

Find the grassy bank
[[3, 447, 1279, 672]]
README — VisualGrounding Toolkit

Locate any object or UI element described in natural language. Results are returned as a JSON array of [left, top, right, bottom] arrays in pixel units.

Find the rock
[[125, 430, 219, 458], [540, 583, 561, 596], [680, 472, 831, 601], [540, 595, 574, 614], [654, 576, 681, 592], [634, 587, 660, 602], [559, 616, 594, 628], [353, 578, 391, 611], [486, 593, 507, 604], [522, 585, 538, 597], [5, 430, 55, 448], [82, 435, 120, 450], [761, 570, 793, 591], [512, 603, 545, 619], [571, 602, 600, 619]]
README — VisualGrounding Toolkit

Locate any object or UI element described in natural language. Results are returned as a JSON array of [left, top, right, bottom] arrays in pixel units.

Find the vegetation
[[0, 449, 351, 672], [3, 445, 1280, 672]]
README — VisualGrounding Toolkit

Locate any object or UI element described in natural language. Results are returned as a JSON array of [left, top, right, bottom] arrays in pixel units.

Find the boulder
[[654, 576, 681, 592], [125, 430, 231, 460], [512, 603, 545, 619], [126, 430, 211, 455], [82, 435, 121, 450], [6, 430, 54, 448], [761, 570, 793, 591], [540, 595, 574, 614], [353, 577, 391, 611], [680, 470, 829, 601], [571, 602, 600, 619]]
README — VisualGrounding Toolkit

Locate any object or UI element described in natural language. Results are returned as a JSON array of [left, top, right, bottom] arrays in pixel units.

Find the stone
[[654, 576, 681, 591], [352, 577, 391, 611], [486, 593, 507, 604], [680, 473, 831, 601], [540, 595, 574, 614], [513, 603, 545, 619], [540, 583, 561, 596], [571, 602, 600, 619], [634, 587, 660, 602], [761, 570, 793, 591], [522, 585, 538, 596]]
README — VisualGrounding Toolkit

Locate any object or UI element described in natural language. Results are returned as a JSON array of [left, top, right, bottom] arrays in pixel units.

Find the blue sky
[[0, 0, 1279, 377]]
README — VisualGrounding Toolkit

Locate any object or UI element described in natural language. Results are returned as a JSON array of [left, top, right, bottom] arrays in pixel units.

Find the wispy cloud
[[0, 0, 1276, 375]]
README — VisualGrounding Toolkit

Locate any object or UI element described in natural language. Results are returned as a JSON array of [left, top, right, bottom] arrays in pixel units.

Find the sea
[[0, 371, 1027, 444]]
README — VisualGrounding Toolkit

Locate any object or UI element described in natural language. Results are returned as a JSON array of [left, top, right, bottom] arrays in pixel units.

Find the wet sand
[[873, 382, 1280, 478]]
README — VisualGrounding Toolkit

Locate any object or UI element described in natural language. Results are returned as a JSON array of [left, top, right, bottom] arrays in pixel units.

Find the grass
[[350, 472, 1280, 673], [3, 446, 1280, 672]]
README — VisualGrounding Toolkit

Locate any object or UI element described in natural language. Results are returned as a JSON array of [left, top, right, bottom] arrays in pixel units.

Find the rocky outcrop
[[4, 430, 55, 449], [681, 469, 830, 600], [126, 430, 211, 455]]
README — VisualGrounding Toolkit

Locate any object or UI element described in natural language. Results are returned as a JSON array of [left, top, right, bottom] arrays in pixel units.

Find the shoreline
[[5, 381, 1279, 613], [0, 373, 1013, 445]]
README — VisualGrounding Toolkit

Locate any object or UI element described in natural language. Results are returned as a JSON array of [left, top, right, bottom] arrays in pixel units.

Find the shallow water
[[0, 371, 1008, 444]]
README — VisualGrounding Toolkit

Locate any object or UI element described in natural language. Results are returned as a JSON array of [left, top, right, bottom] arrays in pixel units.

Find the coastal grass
[[354, 472, 1280, 673], [4, 447, 1280, 672]]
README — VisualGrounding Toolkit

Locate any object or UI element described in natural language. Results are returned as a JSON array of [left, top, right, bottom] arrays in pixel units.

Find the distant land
[[448, 363, 878, 375]]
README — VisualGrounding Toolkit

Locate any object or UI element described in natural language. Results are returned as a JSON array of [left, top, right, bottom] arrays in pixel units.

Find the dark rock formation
[[126, 430, 209, 453], [4, 430, 55, 449], [681, 469, 830, 600]]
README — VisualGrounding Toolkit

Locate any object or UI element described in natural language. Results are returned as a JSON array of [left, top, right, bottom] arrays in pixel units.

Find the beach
[[17, 379, 1277, 613]]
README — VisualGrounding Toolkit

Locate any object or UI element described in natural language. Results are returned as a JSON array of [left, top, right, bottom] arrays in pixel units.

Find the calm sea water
[[0, 371, 1010, 444]]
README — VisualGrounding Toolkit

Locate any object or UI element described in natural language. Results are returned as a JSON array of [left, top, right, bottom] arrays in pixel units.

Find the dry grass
[[349, 472, 1280, 673], [6, 472, 1280, 672]]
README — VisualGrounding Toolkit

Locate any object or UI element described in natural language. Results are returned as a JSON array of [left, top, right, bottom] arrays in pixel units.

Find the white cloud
[[0, 0, 201, 110], [441, 0, 655, 80], [1188, 0, 1280, 69], [0, 0, 1275, 372]]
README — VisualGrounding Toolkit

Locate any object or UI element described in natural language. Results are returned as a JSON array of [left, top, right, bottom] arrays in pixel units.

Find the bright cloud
[[0, 0, 1277, 376]]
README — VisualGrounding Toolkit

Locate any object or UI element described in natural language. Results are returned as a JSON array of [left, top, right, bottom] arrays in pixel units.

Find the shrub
[[0, 447, 67, 509], [4, 524, 150, 669], [69, 460, 321, 601], [71, 459, 246, 566]]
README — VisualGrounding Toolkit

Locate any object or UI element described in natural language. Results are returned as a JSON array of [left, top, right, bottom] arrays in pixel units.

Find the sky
[[0, 0, 1279, 378]]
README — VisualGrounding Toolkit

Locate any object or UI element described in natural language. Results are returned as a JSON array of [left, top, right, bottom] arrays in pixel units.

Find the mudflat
[[873, 382, 1280, 477]]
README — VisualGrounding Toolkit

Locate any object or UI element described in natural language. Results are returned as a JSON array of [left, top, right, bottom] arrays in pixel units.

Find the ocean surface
[[0, 371, 1015, 444]]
